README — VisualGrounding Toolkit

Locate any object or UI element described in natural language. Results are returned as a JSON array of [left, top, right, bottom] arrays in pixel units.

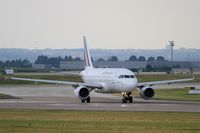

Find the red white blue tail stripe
[[83, 36, 93, 69]]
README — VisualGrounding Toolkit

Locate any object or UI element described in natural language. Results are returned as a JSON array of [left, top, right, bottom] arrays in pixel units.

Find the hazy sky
[[0, 0, 200, 49]]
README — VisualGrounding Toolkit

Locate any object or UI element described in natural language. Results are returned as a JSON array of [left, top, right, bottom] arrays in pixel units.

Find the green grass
[[154, 88, 200, 102], [0, 93, 19, 99], [132, 88, 200, 102], [0, 109, 199, 133]]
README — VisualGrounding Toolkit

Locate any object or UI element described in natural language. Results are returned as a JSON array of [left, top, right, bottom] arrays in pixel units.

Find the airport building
[[32, 64, 52, 69], [60, 61, 146, 70]]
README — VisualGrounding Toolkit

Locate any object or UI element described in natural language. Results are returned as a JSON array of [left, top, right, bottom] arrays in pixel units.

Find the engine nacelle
[[74, 86, 90, 100], [139, 86, 155, 100]]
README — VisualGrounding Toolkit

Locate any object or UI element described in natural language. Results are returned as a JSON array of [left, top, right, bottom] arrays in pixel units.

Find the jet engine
[[74, 86, 90, 100], [139, 86, 155, 100]]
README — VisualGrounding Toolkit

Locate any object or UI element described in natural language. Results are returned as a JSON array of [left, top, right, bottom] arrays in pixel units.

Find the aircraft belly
[[95, 84, 125, 93]]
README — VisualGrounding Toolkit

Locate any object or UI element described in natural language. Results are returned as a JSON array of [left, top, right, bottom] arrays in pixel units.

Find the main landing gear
[[122, 92, 133, 103], [81, 96, 90, 103]]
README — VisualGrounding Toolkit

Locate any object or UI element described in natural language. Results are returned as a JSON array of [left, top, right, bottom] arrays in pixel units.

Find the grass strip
[[0, 93, 20, 99], [0, 109, 199, 133]]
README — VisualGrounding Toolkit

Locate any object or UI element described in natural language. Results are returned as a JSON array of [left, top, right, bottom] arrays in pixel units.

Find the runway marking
[[0, 99, 200, 112], [47, 104, 66, 106], [121, 104, 128, 108]]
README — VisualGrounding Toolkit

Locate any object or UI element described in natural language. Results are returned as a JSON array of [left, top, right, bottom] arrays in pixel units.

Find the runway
[[0, 85, 199, 112]]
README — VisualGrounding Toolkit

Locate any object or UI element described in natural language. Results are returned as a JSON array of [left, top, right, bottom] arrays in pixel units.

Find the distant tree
[[146, 64, 153, 72], [156, 56, 165, 62], [35, 55, 65, 68], [108, 56, 118, 61], [5, 60, 11, 67], [128, 55, 137, 61], [173, 64, 180, 68], [97, 58, 105, 62], [15, 59, 22, 67], [160, 66, 171, 73], [48, 57, 60, 68], [0, 61, 4, 67], [74, 57, 81, 61], [64, 56, 69, 61], [1, 59, 32, 68], [22, 59, 32, 68], [68, 56, 73, 61], [147, 57, 155, 62], [63, 55, 73, 61], [35, 55, 48, 64], [138, 56, 146, 61], [11, 60, 16, 67], [58, 56, 63, 61]]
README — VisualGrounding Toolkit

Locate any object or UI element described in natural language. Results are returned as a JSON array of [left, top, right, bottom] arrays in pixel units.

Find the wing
[[137, 76, 195, 87], [10, 77, 102, 89]]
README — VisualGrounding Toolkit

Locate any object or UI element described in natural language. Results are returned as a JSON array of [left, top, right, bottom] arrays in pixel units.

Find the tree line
[[34, 55, 82, 68], [98, 55, 165, 62], [128, 55, 165, 62], [0, 55, 165, 69], [0, 59, 32, 69]]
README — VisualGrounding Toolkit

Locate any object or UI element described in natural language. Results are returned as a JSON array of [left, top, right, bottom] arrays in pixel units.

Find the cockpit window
[[125, 75, 130, 78], [119, 75, 135, 78]]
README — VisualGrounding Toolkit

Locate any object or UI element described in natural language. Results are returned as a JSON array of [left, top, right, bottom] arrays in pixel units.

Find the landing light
[[122, 92, 126, 95]]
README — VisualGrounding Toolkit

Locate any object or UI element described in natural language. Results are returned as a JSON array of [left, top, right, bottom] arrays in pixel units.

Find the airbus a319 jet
[[11, 37, 194, 103]]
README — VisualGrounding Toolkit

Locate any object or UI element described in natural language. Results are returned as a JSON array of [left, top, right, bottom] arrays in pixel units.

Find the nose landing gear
[[122, 92, 133, 103]]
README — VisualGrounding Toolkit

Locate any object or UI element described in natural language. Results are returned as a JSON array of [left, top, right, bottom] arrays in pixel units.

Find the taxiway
[[0, 85, 199, 112]]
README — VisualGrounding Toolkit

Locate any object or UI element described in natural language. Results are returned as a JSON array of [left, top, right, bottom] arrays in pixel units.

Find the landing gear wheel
[[121, 92, 133, 103], [128, 96, 133, 103], [122, 97, 128, 103], [81, 97, 90, 103], [86, 96, 90, 103], [81, 99, 85, 103]]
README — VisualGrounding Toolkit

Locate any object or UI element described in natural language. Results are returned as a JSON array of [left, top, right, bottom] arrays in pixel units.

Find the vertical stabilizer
[[83, 36, 93, 69]]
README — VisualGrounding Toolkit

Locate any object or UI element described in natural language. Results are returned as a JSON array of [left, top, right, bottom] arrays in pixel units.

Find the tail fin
[[83, 36, 93, 69]]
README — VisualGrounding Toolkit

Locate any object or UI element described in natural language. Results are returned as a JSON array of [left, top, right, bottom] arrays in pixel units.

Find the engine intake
[[74, 86, 90, 100], [139, 86, 155, 100]]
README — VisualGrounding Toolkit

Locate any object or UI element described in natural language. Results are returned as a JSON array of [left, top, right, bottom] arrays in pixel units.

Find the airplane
[[10, 37, 194, 103]]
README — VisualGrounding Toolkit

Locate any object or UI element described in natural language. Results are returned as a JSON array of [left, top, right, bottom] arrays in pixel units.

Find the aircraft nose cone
[[125, 79, 137, 90], [127, 82, 136, 88]]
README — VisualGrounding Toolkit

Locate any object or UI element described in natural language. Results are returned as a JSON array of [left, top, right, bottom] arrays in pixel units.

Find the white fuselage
[[80, 68, 138, 93]]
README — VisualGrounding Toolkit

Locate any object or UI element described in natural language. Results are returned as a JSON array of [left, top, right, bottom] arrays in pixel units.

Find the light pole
[[169, 40, 175, 68], [187, 54, 193, 74]]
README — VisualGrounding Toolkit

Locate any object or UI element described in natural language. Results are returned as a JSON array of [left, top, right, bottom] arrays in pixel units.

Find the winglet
[[83, 36, 93, 69]]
